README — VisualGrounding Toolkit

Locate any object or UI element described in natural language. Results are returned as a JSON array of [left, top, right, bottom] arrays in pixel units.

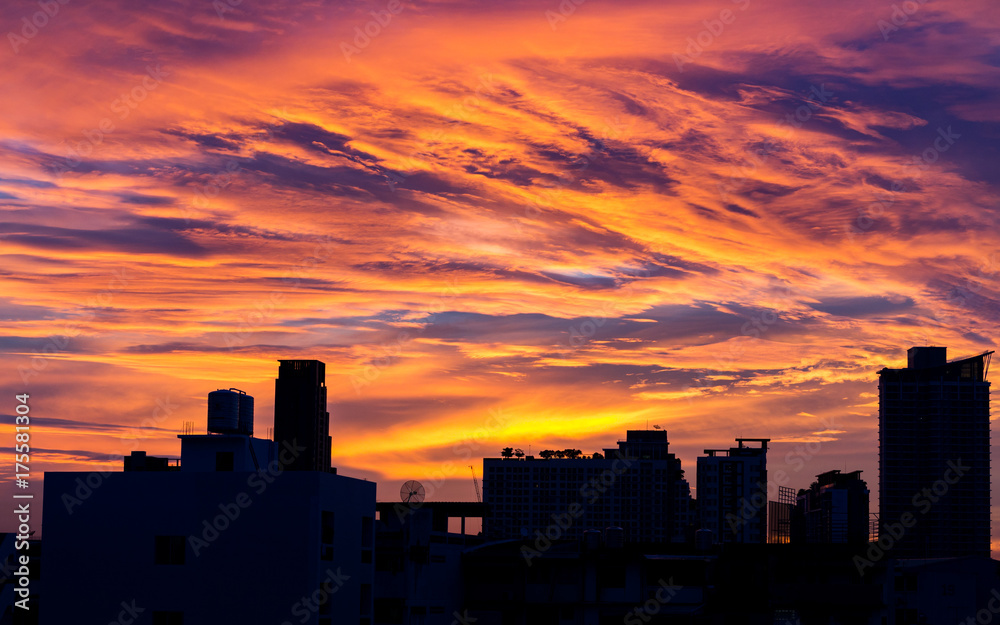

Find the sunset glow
[[2, 0, 998, 552]]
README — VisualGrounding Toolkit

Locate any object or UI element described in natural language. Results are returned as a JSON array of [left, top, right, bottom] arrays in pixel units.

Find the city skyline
[[24, 350, 994, 622], [2, 0, 999, 564], [5, 347, 995, 552]]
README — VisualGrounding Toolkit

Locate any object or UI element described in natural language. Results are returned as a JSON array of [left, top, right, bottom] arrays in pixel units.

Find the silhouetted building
[[463, 540, 712, 623], [374, 501, 487, 624], [274, 359, 331, 472], [123, 450, 177, 472], [483, 430, 694, 544], [41, 379, 374, 625], [697, 438, 769, 544], [878, 347, 992, 558], [791, 469, 869, 545]]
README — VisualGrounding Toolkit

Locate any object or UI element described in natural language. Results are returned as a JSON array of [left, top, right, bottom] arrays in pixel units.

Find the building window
[[322, 511, 335, 544], [215, 451, 234, 471], [361, 516, 374, 548], [152, 611, 183, 625], [361, 550, 372, 564], [361, 584, 372, 615], [154, 536, 185, 565]]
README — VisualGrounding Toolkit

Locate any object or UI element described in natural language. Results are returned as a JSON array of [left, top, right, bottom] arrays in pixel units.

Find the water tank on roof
[[238, 392, 254, 435], [583, 529, 602, 551], [207, 389, 242, 434]]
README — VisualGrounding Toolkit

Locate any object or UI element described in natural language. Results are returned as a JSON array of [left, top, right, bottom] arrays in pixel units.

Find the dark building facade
[[483, 430, 694, 544], [878, 347, 992, 558], [697, 439, 769, 544], [274, 359, 332, 472], [792, 470, 869, 545]]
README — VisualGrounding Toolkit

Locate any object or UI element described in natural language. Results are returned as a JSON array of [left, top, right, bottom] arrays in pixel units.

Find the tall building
[[274, 359, 331, 472], [483, 430, 694, 544], [791, 469, 869, 545], [878, 346, 993, 558], [697, 438, 769, 544]]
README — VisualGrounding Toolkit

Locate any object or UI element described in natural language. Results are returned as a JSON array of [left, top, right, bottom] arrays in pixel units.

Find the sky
[[1, 0, 998, 547]]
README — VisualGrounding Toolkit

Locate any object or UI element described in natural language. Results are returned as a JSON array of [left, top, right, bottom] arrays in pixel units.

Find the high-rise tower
[[697, 438, 769, 544], [878, 347, 992, 557], [273, 359, 331, 472]]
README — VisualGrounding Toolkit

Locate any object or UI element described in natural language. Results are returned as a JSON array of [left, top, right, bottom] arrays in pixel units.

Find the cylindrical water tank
[[237, 391, 254, 435], [207, 390, 240, 434], [583, 529, 602, 551], [604, 526, 624, 549]]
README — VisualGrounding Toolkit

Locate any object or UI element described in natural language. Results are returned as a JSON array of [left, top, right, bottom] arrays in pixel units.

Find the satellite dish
[[400, 480, 425, 505]]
